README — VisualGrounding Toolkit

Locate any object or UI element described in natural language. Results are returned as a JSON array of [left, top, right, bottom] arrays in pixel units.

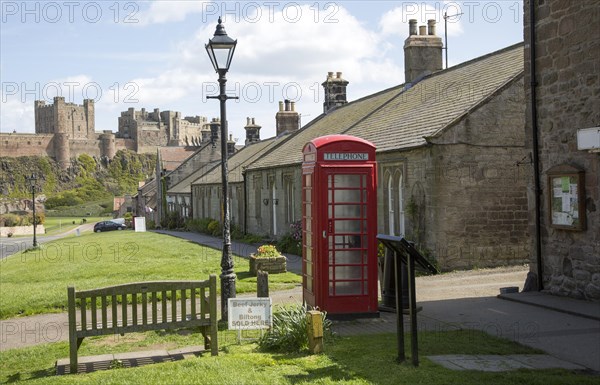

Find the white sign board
[[577, 127, 600, 150], [228, 298, 272, 330], [134, 217, 146, 232]]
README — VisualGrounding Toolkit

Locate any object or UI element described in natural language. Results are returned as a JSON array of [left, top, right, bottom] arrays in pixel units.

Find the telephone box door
[[321, 168, 377, 314]]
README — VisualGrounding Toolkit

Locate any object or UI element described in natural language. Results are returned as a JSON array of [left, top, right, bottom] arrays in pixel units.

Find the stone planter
[[249, 254, 287, 275]]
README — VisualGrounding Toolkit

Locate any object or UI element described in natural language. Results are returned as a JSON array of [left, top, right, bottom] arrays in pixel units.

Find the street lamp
[[26, 173, 38, 248], [205, 17, 238, 321]]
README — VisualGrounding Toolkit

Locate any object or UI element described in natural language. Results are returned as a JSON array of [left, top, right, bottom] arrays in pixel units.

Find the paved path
[[2, 230, 599, 373]]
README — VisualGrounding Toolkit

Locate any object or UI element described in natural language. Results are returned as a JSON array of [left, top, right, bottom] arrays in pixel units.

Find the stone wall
[[0, 225, 45, 237], [376, 79, 529, 271], [0, 133, 54, 157], [524, 0, 600, 300]]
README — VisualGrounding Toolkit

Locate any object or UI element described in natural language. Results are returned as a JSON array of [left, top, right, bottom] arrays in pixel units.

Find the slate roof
[[191, 136, 282, 187], [159, 146, 198, 171], [248, 43, 524, 170]]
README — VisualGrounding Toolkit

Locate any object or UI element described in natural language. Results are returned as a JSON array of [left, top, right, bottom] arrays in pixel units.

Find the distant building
[[0, 97, 215, 169]]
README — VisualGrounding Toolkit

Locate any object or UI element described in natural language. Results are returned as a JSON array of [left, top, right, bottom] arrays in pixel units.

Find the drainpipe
[[529, 0, 543, 290]]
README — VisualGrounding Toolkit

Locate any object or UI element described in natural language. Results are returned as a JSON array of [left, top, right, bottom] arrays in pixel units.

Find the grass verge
[[0, 231, 301, 319], [0, 329, 596, 385]]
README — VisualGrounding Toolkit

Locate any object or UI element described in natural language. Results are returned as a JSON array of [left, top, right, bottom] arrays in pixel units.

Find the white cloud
[[0, 98, 35, 133], [135, 1, 210, 26]]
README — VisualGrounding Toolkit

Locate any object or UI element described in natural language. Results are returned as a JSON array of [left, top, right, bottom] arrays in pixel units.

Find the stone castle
[[0, 97, 216, 168]]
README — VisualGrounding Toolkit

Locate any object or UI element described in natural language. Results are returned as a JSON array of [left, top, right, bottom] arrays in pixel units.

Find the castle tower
[[244, 117, 261, 145], [404, 19, 443, 84], [53, 133, 70, 169], [100, 130, 116, 159], [275, 100, 300, 135], [322, 72, 348, 113], [83, 99, 95, 139], [53, 96, 67, 134]]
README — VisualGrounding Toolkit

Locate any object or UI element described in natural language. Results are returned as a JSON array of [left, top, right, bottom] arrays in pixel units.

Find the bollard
[[257, 270, 269, 297], [307, 310, 324, 354]]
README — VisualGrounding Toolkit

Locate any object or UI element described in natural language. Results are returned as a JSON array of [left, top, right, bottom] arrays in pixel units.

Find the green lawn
[[1, 329, 596, 385], [42, 216, 109, 236], [0, 231, 301, 319]]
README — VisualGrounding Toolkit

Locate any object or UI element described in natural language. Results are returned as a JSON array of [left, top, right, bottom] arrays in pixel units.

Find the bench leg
[[69, 337, 79, 374]]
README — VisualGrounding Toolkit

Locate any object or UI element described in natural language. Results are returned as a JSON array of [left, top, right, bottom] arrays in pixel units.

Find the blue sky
[[1, 1, 524, 143]]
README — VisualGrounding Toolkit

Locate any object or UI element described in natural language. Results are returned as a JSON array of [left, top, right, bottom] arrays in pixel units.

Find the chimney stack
[[244, 116, 261, 145], [227, 134, 236, 156], [276, 99, 300, 135], [209, 117, 220, 146], [322, 71, 349, 113], [404, 19, 443, 84]]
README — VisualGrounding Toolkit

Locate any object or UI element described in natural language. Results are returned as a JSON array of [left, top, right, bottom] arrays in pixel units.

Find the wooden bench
[[67, 274, 218, 374]]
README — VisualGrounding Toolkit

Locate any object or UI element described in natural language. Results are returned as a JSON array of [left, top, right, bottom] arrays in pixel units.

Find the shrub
[[0, 213, 20, 227], [255, 244, 281, 258], [277, 220, 302, 255], [207, 220, 222, 236], [146, 219, 156, 230], [258, 304, 332, 353]]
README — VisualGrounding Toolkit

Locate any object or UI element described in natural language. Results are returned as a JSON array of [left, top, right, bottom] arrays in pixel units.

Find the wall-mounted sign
[[547, 165, 586, 231], [324, 152, 369, 161], [227, 298, 272, 330]]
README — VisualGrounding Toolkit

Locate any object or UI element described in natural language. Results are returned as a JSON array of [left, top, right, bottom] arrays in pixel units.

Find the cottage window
[[285, 176, 295, 223], [387, 174, 395, 235]]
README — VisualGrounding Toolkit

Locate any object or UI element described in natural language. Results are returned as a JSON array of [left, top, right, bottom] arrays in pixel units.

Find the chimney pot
[[284, 99, 290, 111], [336, 72, 342, 79], [290, 101, 295, 112], [279, 101, 284, 112], [327, 71, 333, 78], [409, 19, 418, 35], [246, 117, 251, 125], [427, 19, 436, 35], [419, 25, 426, 35], [252, 118, 255, 124]]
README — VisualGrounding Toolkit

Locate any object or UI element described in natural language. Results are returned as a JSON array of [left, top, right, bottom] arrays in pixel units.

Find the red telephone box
[[302, 134, 378, 316]]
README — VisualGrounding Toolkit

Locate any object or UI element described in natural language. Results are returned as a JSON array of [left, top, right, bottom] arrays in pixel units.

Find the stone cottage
[[191, 20, 530, 271]]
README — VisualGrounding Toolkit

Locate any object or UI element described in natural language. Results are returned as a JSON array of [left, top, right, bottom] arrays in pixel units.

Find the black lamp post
[[205, 17, 238, 321], [26, 173, 38, 248]]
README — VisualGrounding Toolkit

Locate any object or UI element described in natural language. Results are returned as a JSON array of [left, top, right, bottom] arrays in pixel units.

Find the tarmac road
[[0, 222, 96, 260]]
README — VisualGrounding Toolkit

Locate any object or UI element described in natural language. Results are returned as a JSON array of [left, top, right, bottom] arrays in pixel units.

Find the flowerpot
[[249, 254, 287, 275]]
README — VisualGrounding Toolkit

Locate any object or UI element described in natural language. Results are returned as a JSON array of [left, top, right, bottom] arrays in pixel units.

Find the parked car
[[94, 221, 127, 233]]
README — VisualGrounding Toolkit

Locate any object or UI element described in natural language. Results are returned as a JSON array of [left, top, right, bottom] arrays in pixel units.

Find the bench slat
[[132, 294, 138, 326], [81, 300, 87, 331], [122, 294, 127, 328], [101, 296, 107, 330], [162, 291, 167, 324], [75, 281, 210, 297], [190, 288, 196, 320], [91, 296, 97, 330], [200, 287, 206, 320], [112, 295, 117, 329], [181, 289, 186, 322], [152, 292, 157, 324], [171, 290, 177, 323], [142, 292, 148, 326]]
